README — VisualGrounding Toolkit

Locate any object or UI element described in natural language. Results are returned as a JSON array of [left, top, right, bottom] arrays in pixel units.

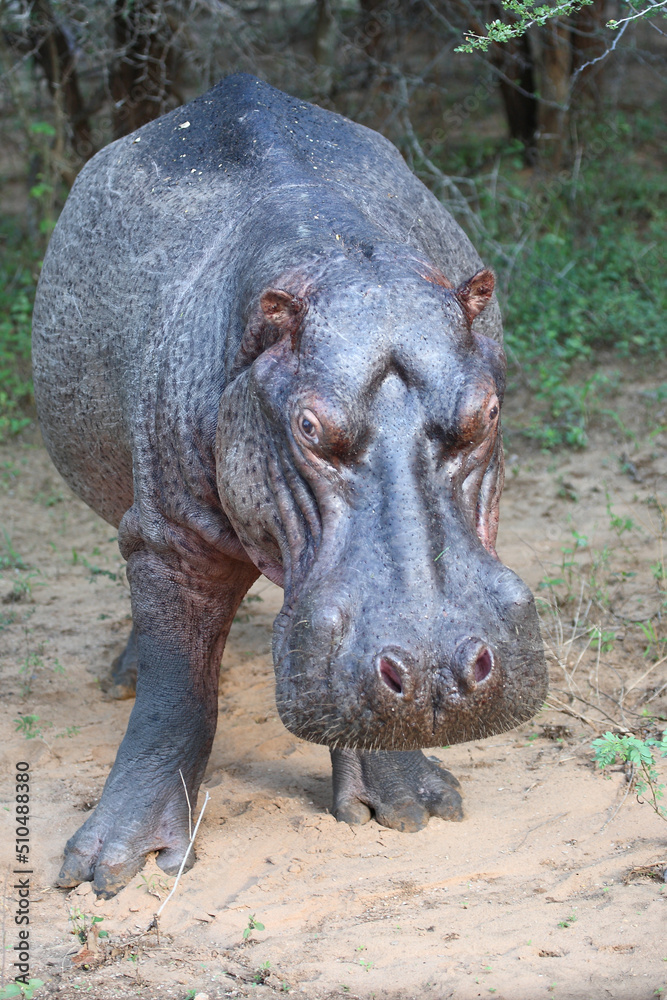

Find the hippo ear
[[455, 268, 495, 324], [260, 289, 307, 332], [230, 288, 307, 378]]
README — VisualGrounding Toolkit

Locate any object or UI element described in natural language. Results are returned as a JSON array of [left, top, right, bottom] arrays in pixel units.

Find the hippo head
[[216, 251, 547, 750]]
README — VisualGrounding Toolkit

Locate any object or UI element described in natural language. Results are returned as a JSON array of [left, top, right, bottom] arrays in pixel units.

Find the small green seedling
[[242, 913, 265, 941], [0, 529, 26, 570], [589, 626, 616, 654], [136, 872, 173, 898], [55, 725, 80, 739], [558, 912, 577, 928], [0, 980, 44, 999], [639, 621, 667, 662], [69, 907, 108, 944], [593, 730, 667, 821], [253, 961, 271, 984], [14, 715, 42, 739]]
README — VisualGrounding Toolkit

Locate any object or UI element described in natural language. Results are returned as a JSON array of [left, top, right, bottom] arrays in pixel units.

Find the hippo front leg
[[107, 625, 138, 700], [330, 749, 463, 832], [57, 544, 258, 899]]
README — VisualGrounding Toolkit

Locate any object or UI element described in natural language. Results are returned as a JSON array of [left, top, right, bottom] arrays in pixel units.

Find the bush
[[0, 223, 39, 439], [432, 112, 667, 447]]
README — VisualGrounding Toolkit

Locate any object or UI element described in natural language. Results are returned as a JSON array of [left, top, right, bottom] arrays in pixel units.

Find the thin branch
[[608, 0, 667, 26], [569, 20, 629, 86], [545, 695, 601, 731], [155, 790, 210, 920], [179, 769, 193, 840]]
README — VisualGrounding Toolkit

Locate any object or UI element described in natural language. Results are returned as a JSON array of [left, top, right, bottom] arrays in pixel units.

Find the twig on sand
[[145, 785, 211, 943], [544, 696, 601, 731], [179, 768, 193, 840]]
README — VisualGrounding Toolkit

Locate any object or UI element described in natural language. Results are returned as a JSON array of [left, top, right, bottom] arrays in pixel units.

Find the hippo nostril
[[473, 647, 493, 684], [379, 657, 403, 695], [453, 638, 495, 693]]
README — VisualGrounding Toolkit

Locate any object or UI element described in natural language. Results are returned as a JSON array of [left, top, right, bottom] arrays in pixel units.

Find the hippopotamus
[[32, 73, 547, 899]]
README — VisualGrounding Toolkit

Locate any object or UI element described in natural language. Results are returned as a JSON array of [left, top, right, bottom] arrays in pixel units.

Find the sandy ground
[[0, 366, 666, 1000]]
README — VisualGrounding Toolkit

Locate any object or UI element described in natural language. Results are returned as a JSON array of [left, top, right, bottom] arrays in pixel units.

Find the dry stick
[[622, 653, 667, 698], [154, 791, 211, 923], [545, 696, 601, 731], [566, 689, 636, 730], [179, 769, 193, 841], [646, 680, 667, 705]]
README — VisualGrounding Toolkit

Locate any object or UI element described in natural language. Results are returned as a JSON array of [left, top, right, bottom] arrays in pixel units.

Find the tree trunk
[[111, 0, 177, 139], [30, 0, 93, 160], [572, 0, 609, 109], [489, 33, 539, 164], [537, 19, 573, 167]]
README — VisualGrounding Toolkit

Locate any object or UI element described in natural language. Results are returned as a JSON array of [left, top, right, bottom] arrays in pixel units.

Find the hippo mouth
[[270, 600, 547, 751]]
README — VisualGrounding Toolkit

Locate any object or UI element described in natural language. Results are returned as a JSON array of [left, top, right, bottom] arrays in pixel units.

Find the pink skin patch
[[473, 647, 493, 684], [379, 657, 404, 694]]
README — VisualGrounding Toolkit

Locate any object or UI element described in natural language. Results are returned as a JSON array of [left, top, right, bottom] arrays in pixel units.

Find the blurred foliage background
[[0, 0, 665, 446]]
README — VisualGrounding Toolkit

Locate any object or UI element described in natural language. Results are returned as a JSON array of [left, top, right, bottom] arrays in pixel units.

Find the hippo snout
[[273, 575, 547, 751]]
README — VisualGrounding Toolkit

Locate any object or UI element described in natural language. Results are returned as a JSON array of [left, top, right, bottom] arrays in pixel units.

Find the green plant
[[7, 573, 41, 604], [589, 626, 616, 654], [607, 494, 637, 538], [440, 115, 667, 450], [0, 530, 26, 570], [136, 872, 174, 898], [0, 610, 17, 630], [69, 907, 109, 945], [639, 622, 667, 662], [0, 224, 38, 440], [593, 731, 667, 820], [557, 912, 578, 928], [253, 961, 271, 984], [539, 528, 588, 595], [14, 714, 42, 739], [71, 549, 117, 582], [242, 913, 265, 941], [0, 980, 44, 999]]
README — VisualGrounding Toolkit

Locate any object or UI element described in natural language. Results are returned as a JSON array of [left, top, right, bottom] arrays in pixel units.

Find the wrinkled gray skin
[[32, 74, 547, 899]]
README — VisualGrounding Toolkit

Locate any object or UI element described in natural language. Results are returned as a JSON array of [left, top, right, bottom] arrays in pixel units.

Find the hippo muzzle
[[272, 537, 545, 751]]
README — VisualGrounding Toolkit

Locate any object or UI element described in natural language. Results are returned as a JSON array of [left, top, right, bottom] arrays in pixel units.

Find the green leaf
[[29, 121, 56, 136]]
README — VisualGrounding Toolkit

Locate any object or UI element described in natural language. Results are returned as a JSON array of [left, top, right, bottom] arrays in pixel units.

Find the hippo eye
[[489, 404, 499, 421], [297, 408, 322, 445]]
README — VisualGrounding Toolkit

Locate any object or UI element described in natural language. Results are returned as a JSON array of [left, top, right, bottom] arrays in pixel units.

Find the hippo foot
[[56, 781, 194, 899], [103, 627, 138, 700], [330, 749, 463, 832]]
